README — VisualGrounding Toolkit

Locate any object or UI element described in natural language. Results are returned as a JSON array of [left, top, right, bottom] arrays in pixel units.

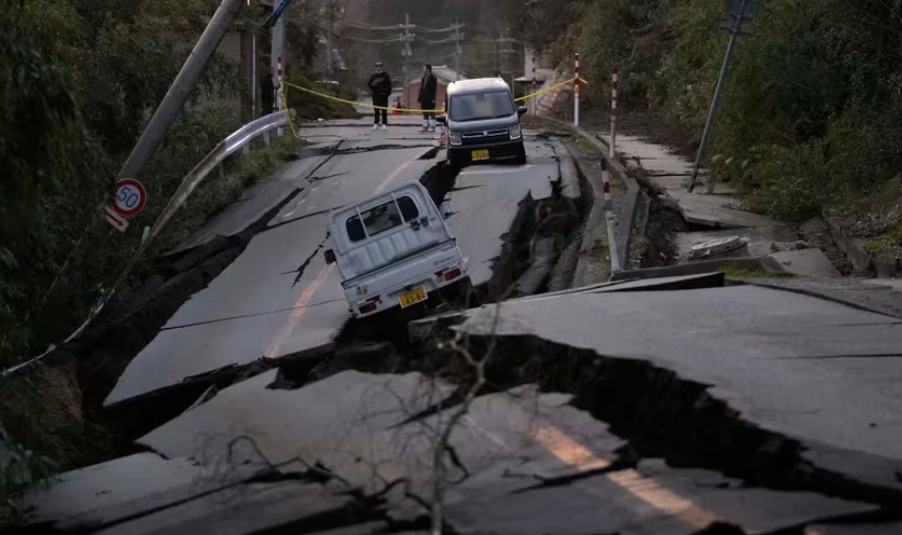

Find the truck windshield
[[346, 195, 419, 243], [449, 91, 515, 122]]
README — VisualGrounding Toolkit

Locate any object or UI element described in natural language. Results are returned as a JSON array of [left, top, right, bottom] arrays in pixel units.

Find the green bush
[[506, 0, 902, 221]]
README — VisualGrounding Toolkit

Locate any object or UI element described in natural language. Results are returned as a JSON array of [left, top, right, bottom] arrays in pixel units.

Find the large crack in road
[[22, 127, 902, 535]]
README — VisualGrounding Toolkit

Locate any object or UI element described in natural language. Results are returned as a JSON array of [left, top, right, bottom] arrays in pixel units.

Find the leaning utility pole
[[116, 0, 245, 183], [325, 0, 335, 78], [452, 18, 465, 80], [688, 0, 759, 192]]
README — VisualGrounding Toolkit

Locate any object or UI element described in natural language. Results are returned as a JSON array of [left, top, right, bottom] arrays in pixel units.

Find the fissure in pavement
[[416, 332, 902, 511]]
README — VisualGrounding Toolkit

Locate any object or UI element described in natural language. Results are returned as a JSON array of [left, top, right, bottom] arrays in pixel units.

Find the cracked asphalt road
[[27, 119, 902, 535], [104, 119, 566, 406], [105, 121, 442, 405]]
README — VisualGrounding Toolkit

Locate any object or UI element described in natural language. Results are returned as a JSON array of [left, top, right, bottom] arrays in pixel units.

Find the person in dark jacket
[[418, 64, 438, 132], [368, 62, 392, 130]]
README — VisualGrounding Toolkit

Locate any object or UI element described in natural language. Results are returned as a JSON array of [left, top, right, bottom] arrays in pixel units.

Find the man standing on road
[[418, 64, 438, 132], [368, 62, 392, 131]]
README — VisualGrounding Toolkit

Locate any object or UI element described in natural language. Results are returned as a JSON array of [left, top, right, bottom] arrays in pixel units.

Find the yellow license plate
[[399, 286, 428, 308], [471, 149, 490, 161]]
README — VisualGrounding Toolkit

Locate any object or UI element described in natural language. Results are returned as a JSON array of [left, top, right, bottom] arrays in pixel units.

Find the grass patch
[[719, 267, 796, 278], [576, 138, 594, 152], [155, 135, 307, 252]]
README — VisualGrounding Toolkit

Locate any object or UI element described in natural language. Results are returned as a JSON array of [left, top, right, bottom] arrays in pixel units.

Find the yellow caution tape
[[279, 83, 300, 138], [514, 77, 586, 102], [283, 81, 443, 113], [283, 75, 591, 115]]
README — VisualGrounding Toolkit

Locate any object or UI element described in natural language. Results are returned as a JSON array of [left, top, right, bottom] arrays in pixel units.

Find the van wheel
[[448, 150, 466, 171], [514, 143, 527, 165]]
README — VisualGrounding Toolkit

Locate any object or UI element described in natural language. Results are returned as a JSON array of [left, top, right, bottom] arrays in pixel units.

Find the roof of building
[[447, 77, 511, 95]]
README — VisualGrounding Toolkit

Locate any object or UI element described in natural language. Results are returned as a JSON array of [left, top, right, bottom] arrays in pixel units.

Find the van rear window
[[347, 195, 419, 243]]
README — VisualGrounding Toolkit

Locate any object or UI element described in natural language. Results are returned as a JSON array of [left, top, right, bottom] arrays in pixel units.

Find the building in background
[[513, 47, 554, 98], [398, 65, 462, 110]]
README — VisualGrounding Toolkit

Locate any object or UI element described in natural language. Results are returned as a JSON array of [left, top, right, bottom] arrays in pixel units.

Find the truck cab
[[436, 77, 528, 169], [323, 181, 471, 319]]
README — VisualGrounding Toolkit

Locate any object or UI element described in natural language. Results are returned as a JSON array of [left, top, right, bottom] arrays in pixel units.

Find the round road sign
[[113, 178, 148, 218]]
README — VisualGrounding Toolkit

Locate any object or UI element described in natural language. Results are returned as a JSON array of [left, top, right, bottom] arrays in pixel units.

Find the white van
[[324, 181, 471, 319]]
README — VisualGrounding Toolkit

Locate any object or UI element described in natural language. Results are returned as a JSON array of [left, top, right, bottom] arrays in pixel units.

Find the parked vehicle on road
[[437, 77, 528, 169], [324, 181, 471, 319]]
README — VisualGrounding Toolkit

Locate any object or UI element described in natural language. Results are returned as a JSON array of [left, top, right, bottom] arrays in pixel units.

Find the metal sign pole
[[574, 53, 580, 127]]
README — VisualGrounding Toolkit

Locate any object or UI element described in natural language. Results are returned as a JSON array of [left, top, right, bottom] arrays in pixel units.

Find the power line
[[344, 21, 401, 31], [416, 35, 458, 44], [344, 35, 402, 44]]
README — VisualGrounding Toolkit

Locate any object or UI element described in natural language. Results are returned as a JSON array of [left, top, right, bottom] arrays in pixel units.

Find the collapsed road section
[[16, 122, 902, 535], [95, 128, 580, 440]]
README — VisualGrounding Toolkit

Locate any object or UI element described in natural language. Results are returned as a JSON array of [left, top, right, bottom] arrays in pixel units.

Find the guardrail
[[1, 110, 294, 379]]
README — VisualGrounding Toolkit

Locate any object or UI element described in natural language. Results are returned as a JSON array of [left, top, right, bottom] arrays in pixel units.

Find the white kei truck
[[323, 181, 471, 319]]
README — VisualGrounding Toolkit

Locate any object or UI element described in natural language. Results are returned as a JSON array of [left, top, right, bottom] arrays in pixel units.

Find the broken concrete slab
[[740, 277, 902, 319], [677, 227, 799, 261], [688, 236, 750, 261], [272, 147, 438, 226], [805, 520, 902, 535], [553, 139, 581, 201], [139, 371, 455, 495], [446, 458, 876, 535], [768, 248, 840, 277], [609, 257, 786, 282], [105, 296, 347, 406], [453, 285, 902, 497], [92, 480, 360, 535], [667, 188, 776, 228], [598, 133, 778, 229], [107, 144, 448, 405], [861, 279, 902, 291], [23, 453, 270, 531], [446, 141, 557, 289], [169, 155, 331, 255]]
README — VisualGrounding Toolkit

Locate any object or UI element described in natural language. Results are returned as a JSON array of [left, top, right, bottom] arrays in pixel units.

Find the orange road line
[[374, 159, 414, 194], [264, 264, 334, 359], [533, 425, 719, 529], [263, 155, 417, 358]]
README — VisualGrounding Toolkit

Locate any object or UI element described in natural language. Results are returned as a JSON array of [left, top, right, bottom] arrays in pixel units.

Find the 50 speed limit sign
[[113, 178, 147, 218]]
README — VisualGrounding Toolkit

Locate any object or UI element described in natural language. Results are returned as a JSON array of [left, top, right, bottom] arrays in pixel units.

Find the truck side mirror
[[324, 249, 336, 265], [439, 201, 452, 220], [518, 106, 528, 117], [435, 114, 448, 125]]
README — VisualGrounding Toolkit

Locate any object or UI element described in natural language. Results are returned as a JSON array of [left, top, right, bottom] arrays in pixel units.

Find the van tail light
[[358, 297, 380, 315]]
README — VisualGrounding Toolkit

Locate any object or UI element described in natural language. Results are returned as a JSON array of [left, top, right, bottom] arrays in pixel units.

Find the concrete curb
[[571, 126, 640, 271], [536, 118, 641, 274], [825, 214, 901, 278], [609, 256, 786, 282]]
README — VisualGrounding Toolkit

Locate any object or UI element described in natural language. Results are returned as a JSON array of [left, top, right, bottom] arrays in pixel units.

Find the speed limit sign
[[113, 178, 148, 218]]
